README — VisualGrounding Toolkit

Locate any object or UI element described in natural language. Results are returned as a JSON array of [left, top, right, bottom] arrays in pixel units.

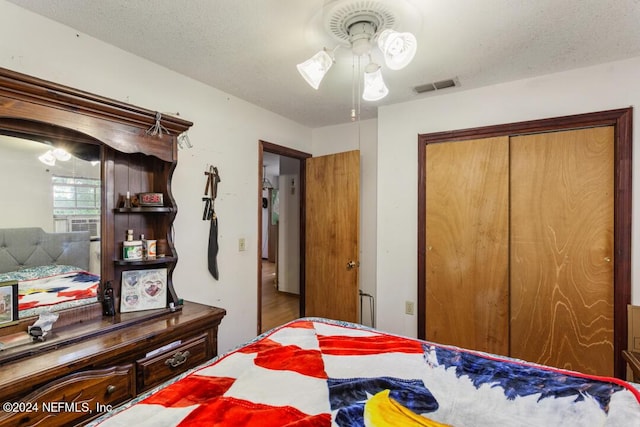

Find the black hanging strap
[[203, 166, 221, 279]]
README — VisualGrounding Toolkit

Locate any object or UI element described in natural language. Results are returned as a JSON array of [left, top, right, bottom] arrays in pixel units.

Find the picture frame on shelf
[[0, 281, 18, 326], [120, 268, 167, 313]]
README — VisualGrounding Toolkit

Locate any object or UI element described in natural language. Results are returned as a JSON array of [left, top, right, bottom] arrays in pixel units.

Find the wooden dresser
[[0, 68, 227, 426], [0, 301, 225, 426]]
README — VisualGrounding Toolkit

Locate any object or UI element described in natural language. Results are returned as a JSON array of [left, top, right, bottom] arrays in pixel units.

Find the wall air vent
[[414, 78, 458, 94]]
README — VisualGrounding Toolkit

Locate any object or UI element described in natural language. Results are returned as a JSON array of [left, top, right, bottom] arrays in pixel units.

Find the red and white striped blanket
[[91, 318, 640, 426]]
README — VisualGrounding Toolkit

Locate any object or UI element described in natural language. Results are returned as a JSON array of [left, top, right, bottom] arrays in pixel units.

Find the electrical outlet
[[405, 301, 414, 315], [238, 238, 246, 252]]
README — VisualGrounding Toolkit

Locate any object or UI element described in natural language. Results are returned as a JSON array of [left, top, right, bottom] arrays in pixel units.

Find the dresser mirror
[[0, 131, 102, 321], [0, 67, 192, 351]]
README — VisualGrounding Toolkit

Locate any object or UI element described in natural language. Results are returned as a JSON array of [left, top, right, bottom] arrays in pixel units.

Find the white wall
[[261, 189, 270, 259], [276, 157, 301, 294], [0, 1, 311, 352], [277, 173, 300, 294], [377, 57, 640, 338], [312, 119, 378, 327], [0, 136, 54, 229]]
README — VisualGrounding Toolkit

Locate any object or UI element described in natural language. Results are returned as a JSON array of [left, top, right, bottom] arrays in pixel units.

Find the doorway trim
[[417, 107, 632, 379], [258, 140, 311, 334]]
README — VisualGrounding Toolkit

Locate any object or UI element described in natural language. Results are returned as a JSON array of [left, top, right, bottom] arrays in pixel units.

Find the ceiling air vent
[[414, 78, 458, 94]]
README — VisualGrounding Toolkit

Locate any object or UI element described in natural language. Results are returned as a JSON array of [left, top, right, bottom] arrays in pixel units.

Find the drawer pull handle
[[106, 385, 117, 395], [165, 350, 190, 368]]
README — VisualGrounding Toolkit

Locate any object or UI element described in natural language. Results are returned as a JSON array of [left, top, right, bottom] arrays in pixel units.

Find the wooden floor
[[261, 261, 300, 333]]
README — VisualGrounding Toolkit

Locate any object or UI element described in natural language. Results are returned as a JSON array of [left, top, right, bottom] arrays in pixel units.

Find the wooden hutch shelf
[[115, 207, 173, 213], [114, 256, 177, 266], [0, 67, 226, 426]]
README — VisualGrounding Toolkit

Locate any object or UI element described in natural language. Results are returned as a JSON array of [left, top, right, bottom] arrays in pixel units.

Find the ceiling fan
[[297, 0, 419, 110]]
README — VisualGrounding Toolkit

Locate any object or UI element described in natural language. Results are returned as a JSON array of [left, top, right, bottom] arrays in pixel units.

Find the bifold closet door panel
[[425, 136, 510, 355], [510, 126, 614, 376]]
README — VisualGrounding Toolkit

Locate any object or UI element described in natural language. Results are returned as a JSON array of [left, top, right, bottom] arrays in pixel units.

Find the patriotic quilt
[[0, 264, 99, 316], [90, 318, 640, 426]]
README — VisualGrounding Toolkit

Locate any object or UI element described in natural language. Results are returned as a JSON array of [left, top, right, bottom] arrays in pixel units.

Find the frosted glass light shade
[[362, 64, 389, 101], [377, 29, 417, 70], [38, 150, 56, 166], [52, 148, 71, 161], [297, 50, 334, 90]]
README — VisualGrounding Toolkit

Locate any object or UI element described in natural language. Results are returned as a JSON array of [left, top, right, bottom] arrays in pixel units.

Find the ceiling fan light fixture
[[347, 21, 376, 56], [297, 49, 335, 90], [377, 28, 417, 70], [362, 62, 388, 101], [302, 0, 419, 116]]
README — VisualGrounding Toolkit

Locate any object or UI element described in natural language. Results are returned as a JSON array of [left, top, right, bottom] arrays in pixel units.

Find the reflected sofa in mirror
[[0, 134, 101, 320]]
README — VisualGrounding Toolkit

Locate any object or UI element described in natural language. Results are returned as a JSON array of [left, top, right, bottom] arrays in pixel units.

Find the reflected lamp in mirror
[[52, 148, 71, 161], [38, 148, 72, 166], [38, 150, 56, 166]]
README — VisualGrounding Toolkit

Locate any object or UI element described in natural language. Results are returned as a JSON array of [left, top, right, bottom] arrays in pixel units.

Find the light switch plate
[[405, 301, 415, 315]]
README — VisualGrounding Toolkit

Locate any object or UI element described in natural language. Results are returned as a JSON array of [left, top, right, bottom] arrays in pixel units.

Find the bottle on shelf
[[140, 234, 147, 259], [139, 234, 157, 260], [123, 229, 143, 261], [147, 239, 157, 259], [102, 281, 115, 316]]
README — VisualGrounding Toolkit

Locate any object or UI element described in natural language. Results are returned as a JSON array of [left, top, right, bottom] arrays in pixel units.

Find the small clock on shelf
[[138, 192, 164, 206]]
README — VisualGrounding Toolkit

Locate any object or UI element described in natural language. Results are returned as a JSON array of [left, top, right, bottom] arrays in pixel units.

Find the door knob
[[347, 260, 359, 270]]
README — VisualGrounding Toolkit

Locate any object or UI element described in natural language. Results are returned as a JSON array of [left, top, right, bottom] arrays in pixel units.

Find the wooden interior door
[[510, 127, 614, 376], [425, 137, 510, 354], [305, 150, 360, 322]]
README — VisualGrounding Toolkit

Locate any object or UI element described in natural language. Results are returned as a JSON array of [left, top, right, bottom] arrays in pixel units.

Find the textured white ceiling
[[7, 0, 640, 128]]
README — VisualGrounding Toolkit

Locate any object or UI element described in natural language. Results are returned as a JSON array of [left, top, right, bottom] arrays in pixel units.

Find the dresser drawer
[[0, 364, 134, 427], [137, 334, 210, 392]]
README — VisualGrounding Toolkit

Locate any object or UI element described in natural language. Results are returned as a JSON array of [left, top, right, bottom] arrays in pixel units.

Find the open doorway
[[258, 141, 311, 334]]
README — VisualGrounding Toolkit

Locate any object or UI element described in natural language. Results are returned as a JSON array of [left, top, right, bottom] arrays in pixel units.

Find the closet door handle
[[347, 260, 359, 270]]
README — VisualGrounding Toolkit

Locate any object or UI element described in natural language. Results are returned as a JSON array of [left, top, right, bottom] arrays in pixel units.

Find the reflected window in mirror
[[52, 175, 100, 238], [0, 134, 101, 320]]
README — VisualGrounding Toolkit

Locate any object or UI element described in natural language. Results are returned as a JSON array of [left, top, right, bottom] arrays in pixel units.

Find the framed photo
[[0, 281, 18, 326], [120, 268, 167, 313]]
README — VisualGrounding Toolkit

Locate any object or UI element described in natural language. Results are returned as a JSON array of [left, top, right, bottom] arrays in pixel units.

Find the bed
[[0, 227, 99, 317], [88, 317, 640, 426]]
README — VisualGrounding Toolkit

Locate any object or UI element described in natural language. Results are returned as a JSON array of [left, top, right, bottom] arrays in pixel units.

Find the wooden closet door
[[510, 127, 614, 376], [425, 137, 510, 354]]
